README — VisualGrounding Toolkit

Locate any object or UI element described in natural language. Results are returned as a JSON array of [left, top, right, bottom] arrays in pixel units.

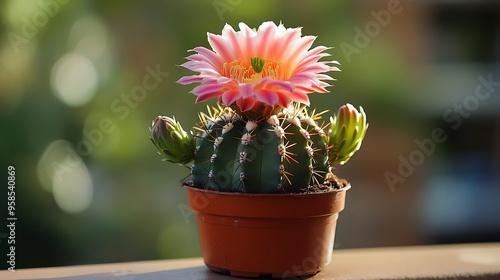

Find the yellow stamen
[[221, 58, 285, 83]]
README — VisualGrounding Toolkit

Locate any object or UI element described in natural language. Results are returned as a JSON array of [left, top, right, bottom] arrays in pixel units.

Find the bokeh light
[[50, 52, 98, 107], [36, 140, 93, 213]]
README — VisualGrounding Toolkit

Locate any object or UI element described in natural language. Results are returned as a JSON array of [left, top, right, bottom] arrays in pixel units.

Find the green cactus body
[[279, 116, 311, 193], [300, 114, 330, 186], [152, 104, 367, 193], [192, 112, 241, 190], [327, 104, 368, 165], [191, 108, 331, 193]]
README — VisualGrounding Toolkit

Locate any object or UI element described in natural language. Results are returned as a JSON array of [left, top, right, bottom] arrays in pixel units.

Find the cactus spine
[[190, 105, 333, 193]]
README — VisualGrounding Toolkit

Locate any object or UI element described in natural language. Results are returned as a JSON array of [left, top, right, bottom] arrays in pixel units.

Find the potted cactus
[[150, 22, 368, 278]]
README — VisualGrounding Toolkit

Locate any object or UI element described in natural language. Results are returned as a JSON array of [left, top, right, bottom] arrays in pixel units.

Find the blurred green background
[[1, 0, 499, 269]]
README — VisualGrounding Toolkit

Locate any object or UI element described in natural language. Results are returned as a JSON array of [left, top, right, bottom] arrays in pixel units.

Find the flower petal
[[192, 83, 226, 96], [191, 46, 223, 66], [238, 22, 257, 56], [177, 75, 204, 85], [283, 35, 316, 64], [267, 26, 301, 60], [236, 97, 257, 112], [255, 89, 279, 105], [186, 54, 219, 69], [195, 90, 223, 103], [221, 90, 240, 106], [208, 33, 234, 61], [224, 24, 244, 60], [275, 90, 291, 108], [267, 80, 294, 92], [178, 22, 337, 110], [239, 83, 254, 98], [290, 89, 310, 105], [255, 21, 276, 58]]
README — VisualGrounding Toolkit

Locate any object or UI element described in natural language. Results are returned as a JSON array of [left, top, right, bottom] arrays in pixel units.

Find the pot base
[[206, 264, 319, 278], [186, 186, 348, 278]]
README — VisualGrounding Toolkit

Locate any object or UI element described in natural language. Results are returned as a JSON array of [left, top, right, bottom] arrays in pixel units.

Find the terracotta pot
[[185, 185, 349, 278]]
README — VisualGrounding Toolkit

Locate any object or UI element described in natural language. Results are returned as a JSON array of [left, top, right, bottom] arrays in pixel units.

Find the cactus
[[151, 22, 369, 194], [151, 104, 367, 193], [150, 116, 195, 164], [327, 104, 368, 165]]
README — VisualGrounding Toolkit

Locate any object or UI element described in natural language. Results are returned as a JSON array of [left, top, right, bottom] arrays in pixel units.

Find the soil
[[182, 173, 349, 194], [300, 173, 350, 193]]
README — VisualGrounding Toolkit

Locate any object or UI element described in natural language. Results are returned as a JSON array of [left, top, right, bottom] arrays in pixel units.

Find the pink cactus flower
[[178, 21, 339, 117]]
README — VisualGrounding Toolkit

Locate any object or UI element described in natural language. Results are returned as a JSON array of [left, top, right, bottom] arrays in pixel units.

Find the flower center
[[221, 58, 285, 84], [250, 57, 265, 73]]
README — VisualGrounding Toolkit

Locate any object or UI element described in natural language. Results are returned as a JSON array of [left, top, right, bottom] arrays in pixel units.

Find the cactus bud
[[150, 116, 195, 164], [327, 104, 368, 165]]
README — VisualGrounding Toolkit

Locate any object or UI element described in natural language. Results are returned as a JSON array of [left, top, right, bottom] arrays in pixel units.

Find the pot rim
[[185, 183, 349, 218], [182, 183, 351, 197]]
